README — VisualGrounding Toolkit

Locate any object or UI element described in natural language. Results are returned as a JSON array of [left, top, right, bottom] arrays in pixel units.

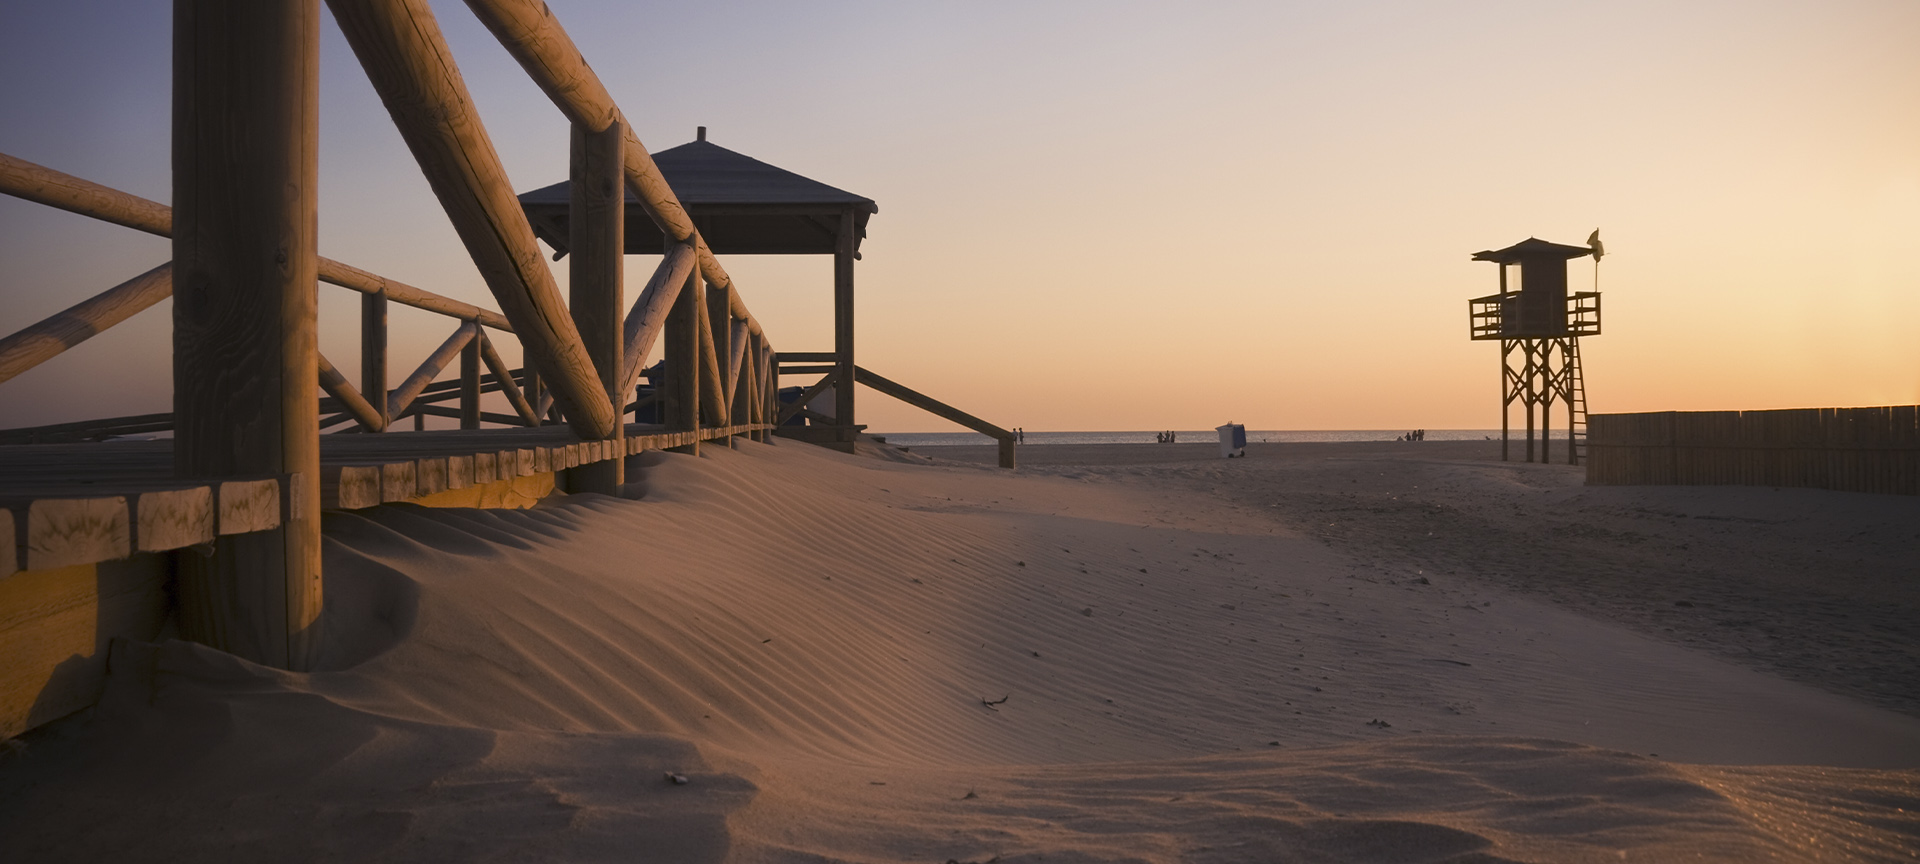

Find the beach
[[2, 437, 1916, 861]]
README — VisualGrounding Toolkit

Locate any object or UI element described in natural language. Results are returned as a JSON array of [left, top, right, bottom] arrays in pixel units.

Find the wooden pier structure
[[0, 0, 1010, 740], [1466, 235, 1603, 464]]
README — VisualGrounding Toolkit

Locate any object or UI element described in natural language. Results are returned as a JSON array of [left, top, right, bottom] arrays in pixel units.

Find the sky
[[2, 0, 1917, 433]]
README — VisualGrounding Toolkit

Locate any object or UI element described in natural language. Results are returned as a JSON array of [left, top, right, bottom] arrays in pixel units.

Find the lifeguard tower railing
[[1468, 291, 1602, 340]]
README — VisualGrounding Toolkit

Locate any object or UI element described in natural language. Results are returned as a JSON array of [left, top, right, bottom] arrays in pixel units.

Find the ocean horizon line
[[873, 429, 1572, 446]]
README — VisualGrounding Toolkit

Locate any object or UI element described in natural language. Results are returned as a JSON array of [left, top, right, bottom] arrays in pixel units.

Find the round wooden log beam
[[0, 150, 517, 334], [317, 258, 513, 333], [0, 151, 172, 237], [0, 262, 172, 385], [327, 0, 615, 439], [618, 241, 696, 399], [459, 0, 692, 240], [459, 0, 764, 341], [172, 0, 323, 670], [316, 351, 386, 432]]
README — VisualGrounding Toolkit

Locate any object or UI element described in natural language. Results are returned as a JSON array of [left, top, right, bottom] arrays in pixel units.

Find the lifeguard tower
[[1467, 235, 1602, 464]]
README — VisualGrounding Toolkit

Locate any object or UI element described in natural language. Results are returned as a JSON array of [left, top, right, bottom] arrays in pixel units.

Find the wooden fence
[[1585, 406, 1920, 495]]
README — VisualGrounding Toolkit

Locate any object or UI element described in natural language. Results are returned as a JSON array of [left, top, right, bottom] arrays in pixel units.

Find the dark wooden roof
[[1471, 237, 1596, 264], [518, 136, 876, 256]]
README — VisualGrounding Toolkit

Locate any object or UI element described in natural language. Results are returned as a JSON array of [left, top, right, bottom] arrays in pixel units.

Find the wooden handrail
[[0, 262, 172, 385], [329, 0, 615, 439], [0, 150, 515, 333], [853, 366, 1015, 470], [852, 366, 1012, 441]]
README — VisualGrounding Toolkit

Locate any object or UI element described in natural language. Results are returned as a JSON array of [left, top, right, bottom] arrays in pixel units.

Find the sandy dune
[[2, 438, 1916, 862]]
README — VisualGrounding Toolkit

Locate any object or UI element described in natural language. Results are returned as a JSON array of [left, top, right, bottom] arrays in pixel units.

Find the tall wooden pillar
[[665, 256, 700, 454], [570, 120, 624, 491], [833, 207, 856, 451], [172, 0, 322, 670]]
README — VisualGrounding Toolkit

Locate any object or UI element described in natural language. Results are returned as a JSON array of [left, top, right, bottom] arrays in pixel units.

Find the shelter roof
[[1471, 237, 1596, 264], [518, 135, 876, 256]]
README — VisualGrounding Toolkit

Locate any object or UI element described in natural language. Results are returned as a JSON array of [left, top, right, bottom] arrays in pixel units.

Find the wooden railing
[[1468, 291, 1601, 341], [0, 0, 791, 674], [1586, 406, 1920, 495]]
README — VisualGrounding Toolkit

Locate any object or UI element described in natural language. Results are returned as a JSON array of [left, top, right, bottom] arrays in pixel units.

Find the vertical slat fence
[[1586, 406, 1920, 495]]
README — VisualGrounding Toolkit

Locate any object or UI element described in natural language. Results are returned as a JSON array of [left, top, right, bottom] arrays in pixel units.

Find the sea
[[872, 429, 1569, 447]]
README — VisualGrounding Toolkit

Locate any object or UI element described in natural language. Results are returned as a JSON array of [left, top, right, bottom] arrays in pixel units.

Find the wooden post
[[362, 290, 387, 429], [1525, 343, 1536, 464], [1541, 342, 1553, 465], [665, 255, 699, 454], [172, 0, 322, 670], [459, 334, 481, 429], [570, 120, 624, 491], [833, 207, 856, 451], [1499, 340, 1510, 462], [524, 366, 542, 424], [706, 284, 732, 436]]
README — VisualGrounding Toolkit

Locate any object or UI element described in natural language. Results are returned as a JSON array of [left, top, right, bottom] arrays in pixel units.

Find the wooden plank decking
[[0, 423, 771, 578]]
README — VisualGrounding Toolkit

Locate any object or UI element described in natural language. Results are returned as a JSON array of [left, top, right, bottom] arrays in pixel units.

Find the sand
[[2, 438, 1916, 862]]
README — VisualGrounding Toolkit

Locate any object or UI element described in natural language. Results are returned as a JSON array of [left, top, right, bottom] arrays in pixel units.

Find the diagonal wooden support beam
[[460, 0, 688, 238], [776, 371, 838, 426], [618, 242, 696, 399], [316, 351, 386, 432], [0, 262, 172, 385], [386, 321, 477, 421], [327, 0, 614, 439], [696, 280, 726, 428], [458, 0, 764, 340], [477, 331, 539, 425], [725, 318, 749, 407]]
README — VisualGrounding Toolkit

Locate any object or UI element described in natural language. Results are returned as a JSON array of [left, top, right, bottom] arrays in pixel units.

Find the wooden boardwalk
[[0, 423, 769, 579], [0, 0, 1015, 741]]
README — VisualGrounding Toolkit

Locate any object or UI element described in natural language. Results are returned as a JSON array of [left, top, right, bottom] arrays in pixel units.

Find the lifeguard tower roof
[[518, 130, 877, 257], [1471, 237, 1594, 264]]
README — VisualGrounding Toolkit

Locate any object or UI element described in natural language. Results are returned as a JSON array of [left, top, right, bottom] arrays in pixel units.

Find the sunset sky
[[2, 0, 1916, 433]]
